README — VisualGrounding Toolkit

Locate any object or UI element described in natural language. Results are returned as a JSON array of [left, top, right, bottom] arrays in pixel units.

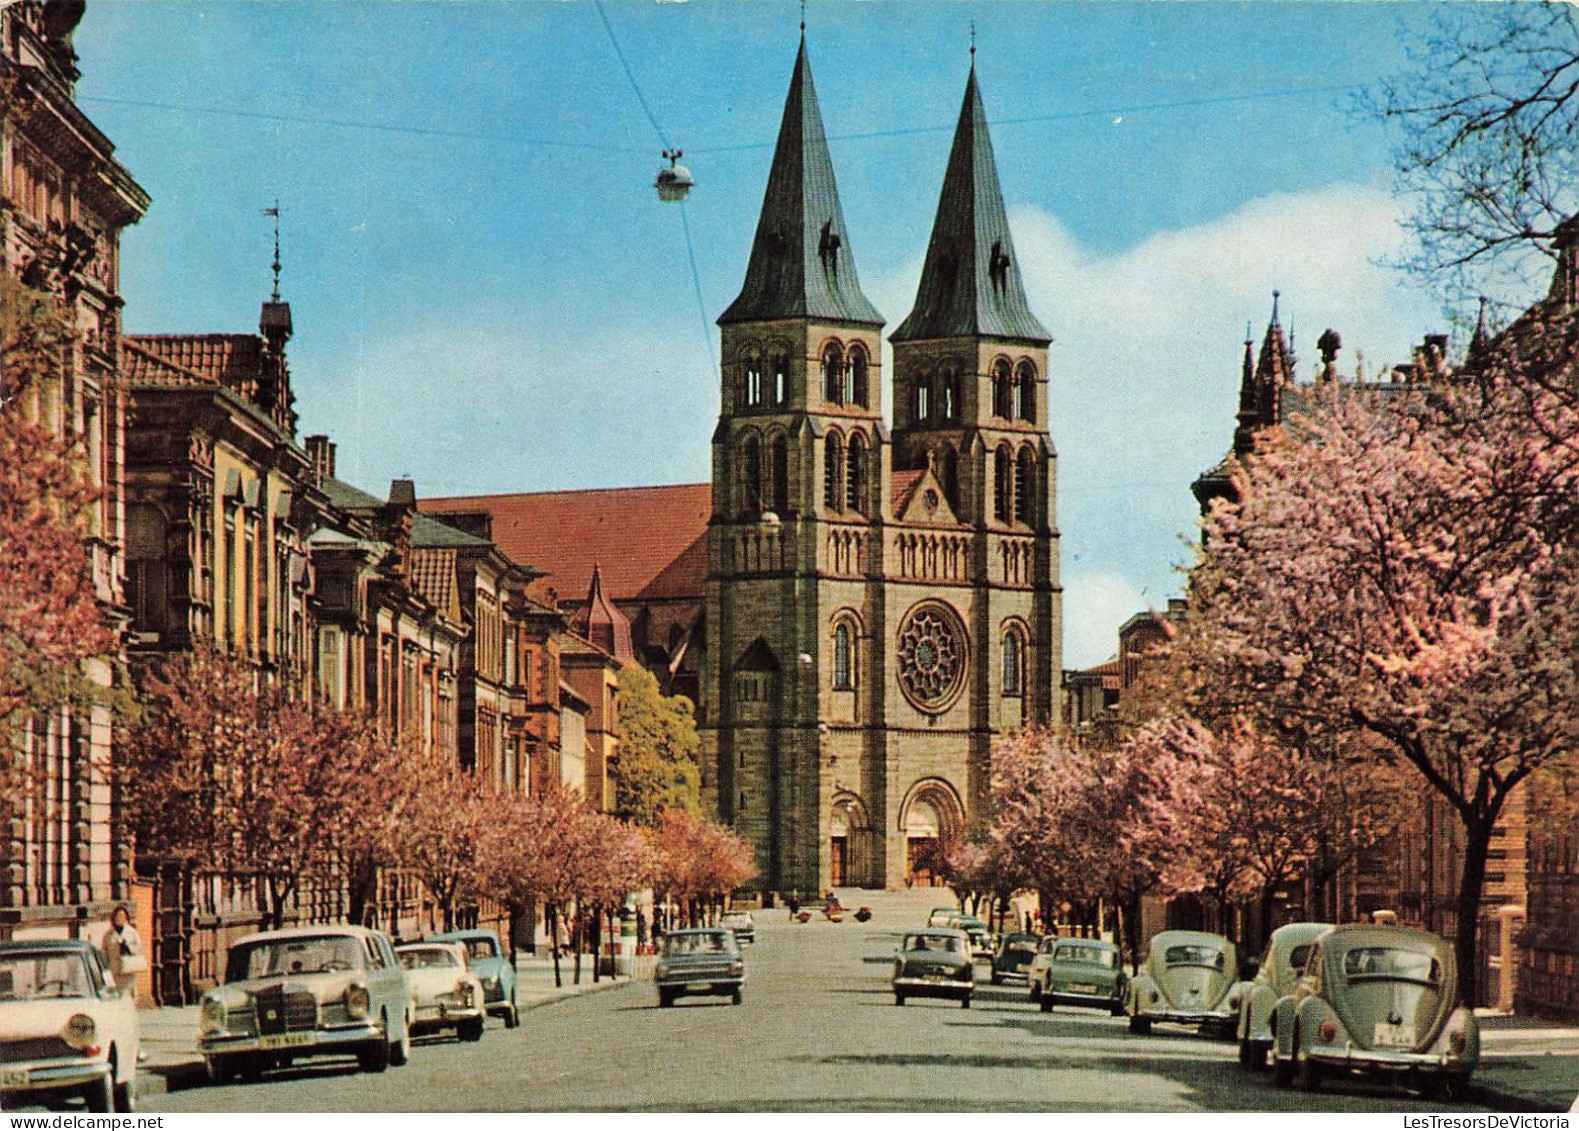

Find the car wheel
[[236, 1055, 266, 1084], [894, 993, 905, 1007], [1238, 1039, 1256, 1069], [1128, 1014, 1152, 1035], [458, 1017, 485, 1042], [961, 995, 971, 1009], [390, 1009, 412, 1066], [359, 1014, 391, 1074], [658, 989, 674, 1008], [1297, 1045, 1323, 1093], [83, 1073, 113, 1113], [1109, 1001, 1126, 1018], [504, 1002, 520, 1029], [1039, 996, 1053, 1013], [1028, 981, 1041, 1003], [990, 972, 1002, 986], [114, 1076, 136, 1113], [205, 1055, 236, 1087]]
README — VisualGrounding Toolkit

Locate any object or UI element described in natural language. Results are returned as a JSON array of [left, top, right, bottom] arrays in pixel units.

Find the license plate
[[1, 1068, 29, 1088], [1373, 1022, 1413, 1049], [924, 975, 954, 984], [1069, 982, 1098, 993], [258, 1033, 312, 1050], [687, 983, 714, 992]]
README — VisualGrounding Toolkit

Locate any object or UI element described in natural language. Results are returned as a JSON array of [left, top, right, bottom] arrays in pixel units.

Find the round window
[[896, 601, 968, 713]]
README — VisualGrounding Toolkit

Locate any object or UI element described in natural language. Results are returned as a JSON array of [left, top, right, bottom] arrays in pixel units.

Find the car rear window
[[1342, 946, 1442, 985], [663, 933, 731, 956], [905, 934, 964, 955], [1164, 944, 1225, 970], [399, 948, 459, 970], [1055, 943, 1116, 967], [1289, 943, 1314, 970]]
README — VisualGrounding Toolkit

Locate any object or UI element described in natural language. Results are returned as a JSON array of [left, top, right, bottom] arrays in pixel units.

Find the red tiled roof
[[408, 548, 457, 616], [420, 484, 711, 604], [121, 338, 211, 387], [125, 334, 265, 389], [891, 469, 924, 516]]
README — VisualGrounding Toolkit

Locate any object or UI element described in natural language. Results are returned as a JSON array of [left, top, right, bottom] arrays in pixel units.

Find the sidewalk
[[136, 952, 648, 1100], [1471, 1010, 1579, 1113]]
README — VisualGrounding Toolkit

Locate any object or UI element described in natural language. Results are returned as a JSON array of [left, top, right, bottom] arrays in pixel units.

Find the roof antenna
[[262, 200, 282, 302]]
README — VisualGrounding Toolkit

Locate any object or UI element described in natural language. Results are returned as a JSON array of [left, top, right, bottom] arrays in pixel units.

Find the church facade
[[698, 41, 1062, 894]]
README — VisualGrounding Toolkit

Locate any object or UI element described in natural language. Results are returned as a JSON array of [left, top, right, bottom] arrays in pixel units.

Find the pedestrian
[[99, 904, 145, 992]]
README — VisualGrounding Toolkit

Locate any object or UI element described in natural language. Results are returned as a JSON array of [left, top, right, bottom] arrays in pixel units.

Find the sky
[[70, 0, 1488, 668]]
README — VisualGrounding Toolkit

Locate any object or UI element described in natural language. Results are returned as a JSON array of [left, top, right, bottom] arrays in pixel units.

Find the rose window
[[896, 602, 967, 712]]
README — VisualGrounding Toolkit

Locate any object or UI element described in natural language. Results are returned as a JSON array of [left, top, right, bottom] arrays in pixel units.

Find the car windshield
[[663, 933, 730, 957], [904, 934, 964, 955], [1342, 946, 1442, 985], [1005, 936, 1038, 949], [0, 952, 94, 1000], [228, 936, 362, 981], [399, 948, 459, 970], [466, 939, 497, 961], [1164, 944, 1225, 970], [1289, 943, 1315, 970], [723, 914, 749, 925], [1055, 943, 1116, 967]]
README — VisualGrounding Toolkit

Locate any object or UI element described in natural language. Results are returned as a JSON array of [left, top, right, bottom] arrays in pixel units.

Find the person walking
[[100, 904, 145, 992]]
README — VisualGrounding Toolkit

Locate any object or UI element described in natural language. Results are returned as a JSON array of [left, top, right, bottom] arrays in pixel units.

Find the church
[[428, 37, 1062, 894]]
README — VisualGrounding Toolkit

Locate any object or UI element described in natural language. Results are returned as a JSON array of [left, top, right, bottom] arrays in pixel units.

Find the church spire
[[718, 39, 881, 327], [892, 65, 1049, 344]]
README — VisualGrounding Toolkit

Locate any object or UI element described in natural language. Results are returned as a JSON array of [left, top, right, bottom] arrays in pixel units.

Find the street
[[142, 894, 1490, 1113]]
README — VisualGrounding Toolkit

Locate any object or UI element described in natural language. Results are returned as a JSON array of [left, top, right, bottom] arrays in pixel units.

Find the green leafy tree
[[613, 665, 700, 827]]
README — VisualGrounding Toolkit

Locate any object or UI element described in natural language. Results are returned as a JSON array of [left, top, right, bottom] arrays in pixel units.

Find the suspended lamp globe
[[656, 148, 694, 203]]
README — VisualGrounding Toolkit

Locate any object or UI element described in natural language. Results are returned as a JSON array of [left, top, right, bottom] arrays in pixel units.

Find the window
[[772, 354, 789, 405], [741, 434, 762, 514], [994, 446, 1012, 522], [833, 621, 854, 689], [223, 510, 237, 648], [1002, 628, 1024, 696], [939, 446, 960, 511], [771, 436, 789, 513], [824, 433, 844, 510], [823, 344, 844, 404], [992, 360, 1013, 418], [1014, 447, 1035, 525], [1017, 361, 1037, 422], [846, 347, 867, 406], [942, 370, 959, 422], [745, 358, 763, 407], [845, 432, 868, 514], [915, 379, 931, 423]]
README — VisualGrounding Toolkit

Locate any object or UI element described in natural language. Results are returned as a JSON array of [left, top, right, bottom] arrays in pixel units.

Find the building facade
[[1, 0, 148, 942]]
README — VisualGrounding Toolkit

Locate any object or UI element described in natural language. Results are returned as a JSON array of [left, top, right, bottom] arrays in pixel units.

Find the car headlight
[[1449, 1029, 1467, 1055], [345, 982, 370, 1020], [656, 962, 670, 979], [200, 994, 226, 1035], [63, 1013, 100, 1054], [729, 961, 743, 976]]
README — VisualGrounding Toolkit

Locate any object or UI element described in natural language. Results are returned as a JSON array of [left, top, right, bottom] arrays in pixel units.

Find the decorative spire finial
[[800, 0, 806, 35], [262, 200, 282, 302], [970, 19, 976, 63], [1270, 288, 1280, 325]]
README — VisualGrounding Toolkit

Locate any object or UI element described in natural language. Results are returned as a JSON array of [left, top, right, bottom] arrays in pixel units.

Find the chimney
[[1316, 328, 1342, 387], [387, 478, 417, 508], [305, 434, 336, 485]]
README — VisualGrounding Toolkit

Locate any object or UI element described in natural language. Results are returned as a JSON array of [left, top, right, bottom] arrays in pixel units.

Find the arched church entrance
[[830, 790, 876, 889], [899, 778, 965, 887]]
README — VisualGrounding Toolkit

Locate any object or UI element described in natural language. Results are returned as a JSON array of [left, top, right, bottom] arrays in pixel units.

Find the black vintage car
[[655, 929, 745, 1007], [893, 929, 974, 1008], [990, 932, 1042, 985]]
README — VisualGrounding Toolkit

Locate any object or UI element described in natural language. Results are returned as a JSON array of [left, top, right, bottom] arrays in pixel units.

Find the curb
[[1472, 1080, 1572, 1115]]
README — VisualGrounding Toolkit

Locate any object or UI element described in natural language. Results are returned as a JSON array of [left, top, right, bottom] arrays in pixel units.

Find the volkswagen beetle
[[1271, 924, 1479, 1099], [0, 940, 139, 1112], [893, 928, 974, 1008], [198, 926, 412, 1082], [1126, 929, 1237, 1034], [396, 942, 485, 1042], [429, 929, 518, 1028], [1234, 922, 1333, 1069]]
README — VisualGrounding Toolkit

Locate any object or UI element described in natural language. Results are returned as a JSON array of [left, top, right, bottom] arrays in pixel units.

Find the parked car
[[429, 929, 518, 1028], [892, 928, 974, 1008], [1026, 935, 1059, 1003], [1271, 924, 1479, 1099], [721, 910, 756, 944], [1234, 922, 1333, 1069], [655, 928, 746, 1007], [989, 932, 1042, 985], [396, 942, 485, 1043], [955, 917, 995, 962], [1127, 929, 1237, 1034], [1038, 937, 1126, 1015], [198, 926, 412, 1083], [0, 939, 139, 1112], [927, 907, 959, 928]]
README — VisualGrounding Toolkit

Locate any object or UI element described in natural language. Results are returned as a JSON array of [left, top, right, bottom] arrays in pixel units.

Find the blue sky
[[73, 1, 1489, 667]]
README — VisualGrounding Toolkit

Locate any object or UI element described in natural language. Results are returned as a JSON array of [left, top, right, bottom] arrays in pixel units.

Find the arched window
[[942, 369, 960, 422], [1014, 446, 1035, 524], [846, 347, 868, 407], [772, 353, 789, 405], [1002, 627, 1024, 697], [824, 432, 844, 510], [823, 344, 844, 405], [1016, 361, 1037, 423], [833, 621, 855, 690], [939, 445, 960, 511], [994, 444, 1012, 522], [992, 359, 1013, 418], [771, 436, 789, 514], [915, 378, 931, 423], [745, 357, 763, 407], [741, 434, 762, 514], [846, 432, 868, 514]]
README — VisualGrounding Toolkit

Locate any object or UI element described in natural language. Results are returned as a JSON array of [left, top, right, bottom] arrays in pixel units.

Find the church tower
[[701, 35, 888, 894]]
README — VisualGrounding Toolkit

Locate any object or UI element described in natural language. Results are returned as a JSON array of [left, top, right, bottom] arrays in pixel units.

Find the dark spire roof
[[718, 39, 882, 327], [572, 563, 633, 662], [892, 66, 1050, 344], [1233, 293, 1292, 455]]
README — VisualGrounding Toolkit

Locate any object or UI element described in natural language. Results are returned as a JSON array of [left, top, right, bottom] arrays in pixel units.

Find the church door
[[830, 837, 848, 886]]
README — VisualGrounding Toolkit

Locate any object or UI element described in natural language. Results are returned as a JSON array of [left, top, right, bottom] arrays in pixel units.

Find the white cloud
[[1062, 571, 1152, 671]]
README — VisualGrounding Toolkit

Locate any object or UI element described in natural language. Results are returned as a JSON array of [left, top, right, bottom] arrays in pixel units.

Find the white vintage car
[[1127, 929, 1238, 1034], [1234, 922, 1333, 1068], [0, 939, 139, 1112], [199, 926, 412, 1083], [396, 942, 485, 1042]]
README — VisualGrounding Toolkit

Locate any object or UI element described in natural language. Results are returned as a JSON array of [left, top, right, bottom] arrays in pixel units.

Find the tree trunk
[[590, 908, 601, 984], [572, 910, 582, 985], [1454, 816, 1493, 1009], [547, 903, 563, 988]]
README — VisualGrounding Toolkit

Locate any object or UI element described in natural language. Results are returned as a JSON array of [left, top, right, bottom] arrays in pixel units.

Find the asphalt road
[[142, 898, 1492, 1113]]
